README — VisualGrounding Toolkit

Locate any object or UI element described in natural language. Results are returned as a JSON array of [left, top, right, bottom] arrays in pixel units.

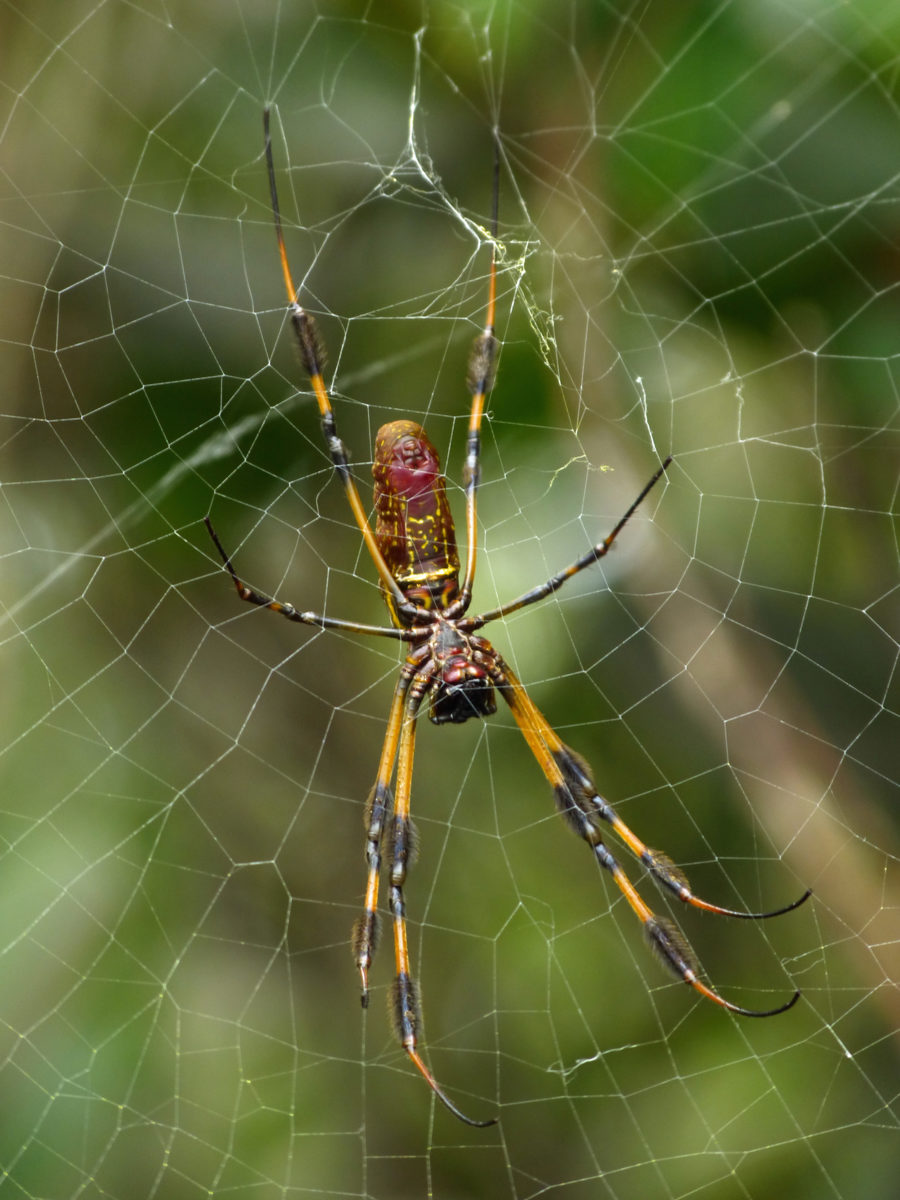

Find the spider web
[[2, 1, 898, 1196]]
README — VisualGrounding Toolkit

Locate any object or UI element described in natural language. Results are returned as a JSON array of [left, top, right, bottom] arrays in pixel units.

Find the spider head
[[430, 664, 497, 725], [429, 627, 497, 724]]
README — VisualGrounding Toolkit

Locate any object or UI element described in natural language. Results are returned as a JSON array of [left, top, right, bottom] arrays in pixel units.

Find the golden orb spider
[[206, 110, 811, 1127]]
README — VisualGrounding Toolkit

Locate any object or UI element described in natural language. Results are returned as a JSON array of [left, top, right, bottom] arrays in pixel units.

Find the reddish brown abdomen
[[372, 421, 460, 619]]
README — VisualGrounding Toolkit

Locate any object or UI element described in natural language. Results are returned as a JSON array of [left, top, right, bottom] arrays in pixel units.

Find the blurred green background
[[1, 1, 897, 1197]]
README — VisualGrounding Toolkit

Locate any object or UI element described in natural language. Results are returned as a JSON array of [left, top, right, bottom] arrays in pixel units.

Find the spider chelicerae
[[206, 110, 811, 1127]]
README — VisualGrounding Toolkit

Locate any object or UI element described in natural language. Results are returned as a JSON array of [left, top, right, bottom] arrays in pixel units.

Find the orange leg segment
[[451, 136, 500, 616], [351, 666, 418, 1005], [494, 658, 806, 1018], [262, 108, 418, 626], [386, 677, 497, 1127]]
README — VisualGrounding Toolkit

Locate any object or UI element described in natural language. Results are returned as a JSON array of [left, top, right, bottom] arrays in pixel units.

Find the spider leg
[[263, 108, 418, 627], [552, 742, 811, 920], [448, 135, 500, 618], [351, 660, 421, 1005], [388, 673, 498, 1128], [492, 657, 806, 1018], [205, 517, 413, 640], [468, 457, 672, 628]]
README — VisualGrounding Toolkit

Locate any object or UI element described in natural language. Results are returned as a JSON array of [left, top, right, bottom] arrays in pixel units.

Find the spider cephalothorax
[[422, 620, 497, 725], [205, 108, 810, 1128]]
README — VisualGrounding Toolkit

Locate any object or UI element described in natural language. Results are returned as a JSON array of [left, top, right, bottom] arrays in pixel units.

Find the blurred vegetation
[[1, 1, 897, 1198]]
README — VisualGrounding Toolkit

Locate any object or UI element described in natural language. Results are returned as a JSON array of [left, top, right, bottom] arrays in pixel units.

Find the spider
[[206, 110, 811, 1127]]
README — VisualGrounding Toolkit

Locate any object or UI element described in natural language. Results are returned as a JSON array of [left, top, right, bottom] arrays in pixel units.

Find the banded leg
[[448, 137, 500, 617], [469, 457, 673, 628], [493, 658, 808, 1017], [205, 517, 412, 640], [352, 661, 420, 1004], [388, 676, 497, 1127], [263, 108, 418, 627]]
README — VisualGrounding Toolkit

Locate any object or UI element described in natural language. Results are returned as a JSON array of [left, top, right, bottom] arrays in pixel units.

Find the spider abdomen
[[373, 421, 460, 625]]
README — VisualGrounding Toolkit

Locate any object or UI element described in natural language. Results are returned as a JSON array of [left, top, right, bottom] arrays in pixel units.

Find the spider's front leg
[[351, 661, 421, 1004], [382, 667, 497, 1128], [491, 657, 809, 1017]]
